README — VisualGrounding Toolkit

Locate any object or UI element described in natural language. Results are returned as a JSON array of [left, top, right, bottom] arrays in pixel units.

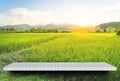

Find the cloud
[[0, 7, 103, 26], [0, 8, 59, 25], [1, 4, 120, 26], [104, 3, 120, 11], [100, 3, 120, 23]]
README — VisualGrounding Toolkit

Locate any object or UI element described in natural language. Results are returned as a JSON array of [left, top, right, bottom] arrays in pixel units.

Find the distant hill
[[97, 22, 120, 29], [96, 22, 120, 32], [33, 24, 70, 30], [0, 24, 71, 31], [0, 23, 73, 33], [0, 24, 32, 31]]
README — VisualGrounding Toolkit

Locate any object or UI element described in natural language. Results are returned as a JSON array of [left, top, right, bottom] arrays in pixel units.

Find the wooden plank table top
[[3, 62, 117, 71]]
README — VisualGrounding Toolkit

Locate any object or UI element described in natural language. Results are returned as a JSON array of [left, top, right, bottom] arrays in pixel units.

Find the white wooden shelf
[[3, 62, 117, 71]]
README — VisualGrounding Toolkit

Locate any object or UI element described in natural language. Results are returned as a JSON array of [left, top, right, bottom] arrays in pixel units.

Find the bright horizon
[[0, 0, 120, 26]]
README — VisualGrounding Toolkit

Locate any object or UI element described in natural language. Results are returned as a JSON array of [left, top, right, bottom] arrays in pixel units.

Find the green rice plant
[[0, 33, 120, 81], [21, 33, 120, 80], [0, 33, 64, 54]]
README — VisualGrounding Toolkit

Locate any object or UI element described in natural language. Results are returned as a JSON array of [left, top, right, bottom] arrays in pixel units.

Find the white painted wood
[[3, 62, 117, 71]]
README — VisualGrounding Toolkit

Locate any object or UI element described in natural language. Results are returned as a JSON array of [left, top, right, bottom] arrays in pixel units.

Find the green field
[[0, 33, 120, 81]]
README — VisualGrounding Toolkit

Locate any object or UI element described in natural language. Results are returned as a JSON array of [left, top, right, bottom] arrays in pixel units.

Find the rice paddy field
[[0, 33, 120, 81]]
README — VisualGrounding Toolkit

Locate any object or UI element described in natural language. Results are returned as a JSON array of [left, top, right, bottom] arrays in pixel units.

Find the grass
[[0, 33, 64, 54], [0, 33, 120, 81]]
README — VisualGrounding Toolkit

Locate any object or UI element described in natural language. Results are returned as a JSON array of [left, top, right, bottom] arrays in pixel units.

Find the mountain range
[[1, 21, 120, 31]]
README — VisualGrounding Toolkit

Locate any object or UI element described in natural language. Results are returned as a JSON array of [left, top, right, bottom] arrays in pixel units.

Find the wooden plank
[[3, 62, 117, 71]]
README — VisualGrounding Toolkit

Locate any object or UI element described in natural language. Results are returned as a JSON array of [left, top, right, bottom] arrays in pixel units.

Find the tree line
[[0, 27, 120, 35], [95, 22, 120, 35], [0, 28, 70, 33]]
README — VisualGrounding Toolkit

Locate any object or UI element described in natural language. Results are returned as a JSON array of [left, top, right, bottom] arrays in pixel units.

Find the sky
[[0, 0, 120, 26]]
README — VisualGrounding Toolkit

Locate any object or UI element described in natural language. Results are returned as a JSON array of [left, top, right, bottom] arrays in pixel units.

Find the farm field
[[0, 33, 120, 81], [0, 33, 64, 54]]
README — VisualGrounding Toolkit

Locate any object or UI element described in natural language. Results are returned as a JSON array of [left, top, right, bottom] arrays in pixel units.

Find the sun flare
[[69, 24, 95, 33]]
